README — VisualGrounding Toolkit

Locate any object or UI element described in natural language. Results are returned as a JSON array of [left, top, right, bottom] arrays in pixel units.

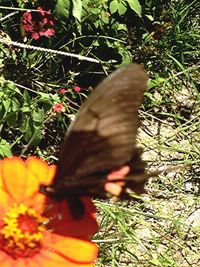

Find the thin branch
[[0, 38, 101, 64], [0, 11, 19, 22]]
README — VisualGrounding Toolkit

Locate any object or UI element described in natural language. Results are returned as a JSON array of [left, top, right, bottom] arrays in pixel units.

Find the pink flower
[[59, 88, 66, 94], [74, 86, 81, 92], [40, 28, 55, 38], [22, 7, 55, 40], [52, 103, 65, 113]]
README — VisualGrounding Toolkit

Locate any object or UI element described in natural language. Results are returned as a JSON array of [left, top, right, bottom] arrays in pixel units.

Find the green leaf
[[110, 0, 118, 14], [114, 42, 132, 67], [126, 0, 142, 17], [23, 90, 31, 103], [82, 0, 89, 5], [11, 97, 20, 112], [21, 105, 31, 113], [22, 119, 42, 147], [72, 0, 82, 21], [0, 91, 4, 100], [6, 112, 18, 128], [101, 12, 110, 24], [32, 109, 44, 123], [37, 93, 52, 111], [0, 139, 12, 157], [38, 92, 52, 103], [22, 90, 31, 112], [0, 104, 6, 120], [5, 81, 16, 91], [117, 2, 127, 15], [116, 23, 127, 31], [148, 76, 167, 88], [29, 127, 42, 147], [55, 0, 70, 19], [3, 99, 11, 112], [24, 120, 34, 142], [90, 8, 99, 15], [19, 116, 29, 133], [50, 94, 60, 102]]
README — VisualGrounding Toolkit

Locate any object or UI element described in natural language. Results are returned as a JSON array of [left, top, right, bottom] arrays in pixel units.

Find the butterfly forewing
[[53, 64, 148, 193]]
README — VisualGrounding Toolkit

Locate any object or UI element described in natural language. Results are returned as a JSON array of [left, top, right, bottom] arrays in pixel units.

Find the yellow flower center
[[0, 203, 47, 259]]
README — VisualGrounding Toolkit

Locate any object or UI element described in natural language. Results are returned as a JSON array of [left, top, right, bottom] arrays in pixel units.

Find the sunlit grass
[[95, 1, 199, 265]]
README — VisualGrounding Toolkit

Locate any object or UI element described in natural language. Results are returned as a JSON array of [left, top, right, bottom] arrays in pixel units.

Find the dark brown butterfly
[[40, 64, 155, 218]]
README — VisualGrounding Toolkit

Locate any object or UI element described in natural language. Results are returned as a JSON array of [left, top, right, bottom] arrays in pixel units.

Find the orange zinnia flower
[[0, 157, 98, 266]]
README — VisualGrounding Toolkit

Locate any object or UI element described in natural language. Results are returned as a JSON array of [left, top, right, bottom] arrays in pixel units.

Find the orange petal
[[42, 235, 98, 266], [22, 260, 43, 267], [0, 157, 55, 205], [0, 160, 12, 214], [1, 157, 39, 202], [26, 157, 56, 185], [25, 260, 43, 267], [0, 188, 10, 215], [1, 157, 28, 202], [0, 161, 3, 187], [0, 159, 10, 213], [24, 157, 56, 212], [24, 191, 46, 214], [35, 251, 95, 267], [0, 252, 12, 267], [15, 258, 29, 267]]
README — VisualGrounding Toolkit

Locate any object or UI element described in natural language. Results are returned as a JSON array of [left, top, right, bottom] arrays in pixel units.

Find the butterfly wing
[[48, 64, 148, 196]]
